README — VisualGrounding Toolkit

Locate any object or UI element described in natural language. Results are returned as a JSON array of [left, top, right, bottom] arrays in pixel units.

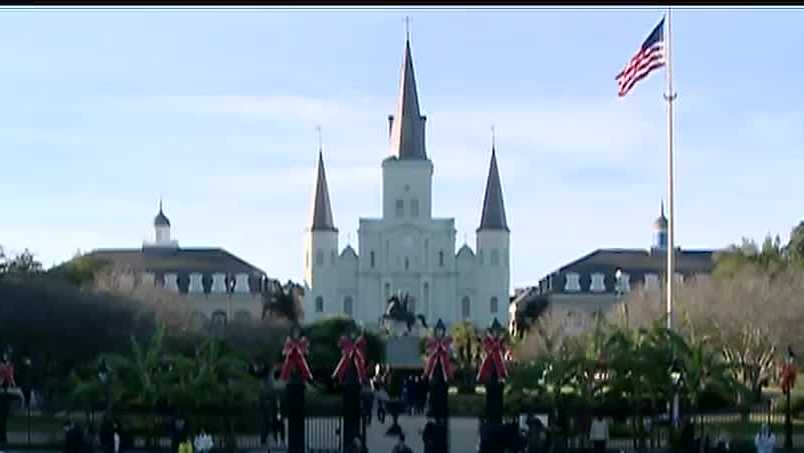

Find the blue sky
[[2, 6, 803, 289]]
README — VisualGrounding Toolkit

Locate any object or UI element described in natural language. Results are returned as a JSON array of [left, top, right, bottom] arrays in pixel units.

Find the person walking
[[391, 433, 413, 453], [589, 414, 609, 453], [376, 384, 389, 424], [178, 436, 193, 453], [755, 424, 776, 453], [193, 428, 213, 453]]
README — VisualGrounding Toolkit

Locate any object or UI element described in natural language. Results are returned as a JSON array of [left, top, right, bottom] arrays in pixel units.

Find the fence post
[[424, 319, 452, 453], [477, 318, 508, 453], [279, 325, 312, 453]]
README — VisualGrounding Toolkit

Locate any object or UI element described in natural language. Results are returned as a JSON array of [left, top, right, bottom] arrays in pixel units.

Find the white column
[[189, 273, 204, 293]]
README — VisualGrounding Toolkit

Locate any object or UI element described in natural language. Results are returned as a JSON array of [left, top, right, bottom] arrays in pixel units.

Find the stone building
[[514, 204, 717, 335], [85, 202, 268, 325], [302, 38, 511, 329]]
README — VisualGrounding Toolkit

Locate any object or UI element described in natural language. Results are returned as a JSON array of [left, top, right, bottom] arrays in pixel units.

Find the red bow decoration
[[0, 363, 15, 388], [279, 337, 313, 382], [424, 336, 454, 382], [332, 335, 367, 384], [781, 362, 797, 393], [476, 335, 509, 383]]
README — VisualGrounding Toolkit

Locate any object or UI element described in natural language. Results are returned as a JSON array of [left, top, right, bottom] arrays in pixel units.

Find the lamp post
[[615, 269, 627, 329], [97, 358, 111, 415], [669, 360, 683, 430], [783, 347, 797, 450], [22, 356, 31, 446]]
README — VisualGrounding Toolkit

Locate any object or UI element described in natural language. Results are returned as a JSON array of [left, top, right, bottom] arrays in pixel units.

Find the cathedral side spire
[[388, 34, 427, 160], [478, 144, 509, 232], [310, 147, 337, 232]]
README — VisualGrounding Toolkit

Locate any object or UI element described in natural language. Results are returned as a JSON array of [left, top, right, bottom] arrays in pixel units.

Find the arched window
[[439, 251, 444, 267], [315, 296, 324, 313], [370, 250, 375, 268], [479, 251, 484, 266], [395, 199, 404, 217], [343, 296, 353, 316], [410, 198, 419, 217], [490, 297, 498, 314], [404, 257, 410, 271], [211, 310, 227, 327], [316, 249, 324, 266], [491, 250, 499, 266], [331, 251, 336, 265], [462, 296, 471, 319]]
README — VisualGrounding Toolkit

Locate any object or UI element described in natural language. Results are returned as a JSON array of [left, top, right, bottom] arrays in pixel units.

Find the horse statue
[[382, 292, 427, 336]]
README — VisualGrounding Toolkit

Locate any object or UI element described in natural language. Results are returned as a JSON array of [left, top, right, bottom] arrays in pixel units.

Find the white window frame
[[564, 272, 581, 292], [590, 273, 606, 292]]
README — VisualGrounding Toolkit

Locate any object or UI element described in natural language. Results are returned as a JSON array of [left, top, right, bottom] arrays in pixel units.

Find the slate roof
[[478, 147, 509, 232], [388, 39, 427, 160], [154, 202, 170, 227], [85, 247, 265, 275], [310, 150, 337, 231], [540, 248, 716, 294]]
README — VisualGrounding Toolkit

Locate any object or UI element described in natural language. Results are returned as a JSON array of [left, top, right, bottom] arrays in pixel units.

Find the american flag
[[616, 18, 666, 97]]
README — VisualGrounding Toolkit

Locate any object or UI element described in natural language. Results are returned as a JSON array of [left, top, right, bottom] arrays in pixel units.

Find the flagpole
[[664, 7, 677, 331]]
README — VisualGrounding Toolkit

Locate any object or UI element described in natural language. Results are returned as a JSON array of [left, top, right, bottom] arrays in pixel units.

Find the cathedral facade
[[301, 39, 511, 329]]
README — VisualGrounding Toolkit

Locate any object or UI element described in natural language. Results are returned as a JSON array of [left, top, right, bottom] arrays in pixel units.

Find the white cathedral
[[301, 38, 511, 329]]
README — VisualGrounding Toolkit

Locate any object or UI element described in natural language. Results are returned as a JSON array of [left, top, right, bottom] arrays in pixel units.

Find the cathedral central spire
[[388, 38, 427, 160]]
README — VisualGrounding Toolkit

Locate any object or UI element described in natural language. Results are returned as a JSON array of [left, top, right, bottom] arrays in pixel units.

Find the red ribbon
[[476, 335, 509, 383], [0, 363, 15, 388], [781, 363, 797, 393], [332, 336, 367, 384], [279, 337, 313, 382], [424, 336, 454, 382]]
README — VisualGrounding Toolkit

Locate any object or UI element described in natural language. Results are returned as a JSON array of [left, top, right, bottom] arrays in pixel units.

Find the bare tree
[[612, 266, 804, 399], [512, 308, 588, 362], [90, 265, 196, 333]]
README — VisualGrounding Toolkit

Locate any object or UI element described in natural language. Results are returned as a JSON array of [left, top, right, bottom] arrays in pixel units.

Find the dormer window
[[564, 273, 581, 292], [590, 273, 606, 292]]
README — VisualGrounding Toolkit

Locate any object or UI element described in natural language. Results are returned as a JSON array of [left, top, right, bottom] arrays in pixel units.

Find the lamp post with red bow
[[782, 346, 797, 450], [423, 319, 453, 453], [477, 318, 510, 451], [279, 324, 313, 453], [332, 325, 368, 451]]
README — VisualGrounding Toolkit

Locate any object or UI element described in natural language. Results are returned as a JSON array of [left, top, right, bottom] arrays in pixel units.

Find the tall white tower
[[475, 145, 510, 327], [382, 38, 433, 223], [303, 149, 339, 323]]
